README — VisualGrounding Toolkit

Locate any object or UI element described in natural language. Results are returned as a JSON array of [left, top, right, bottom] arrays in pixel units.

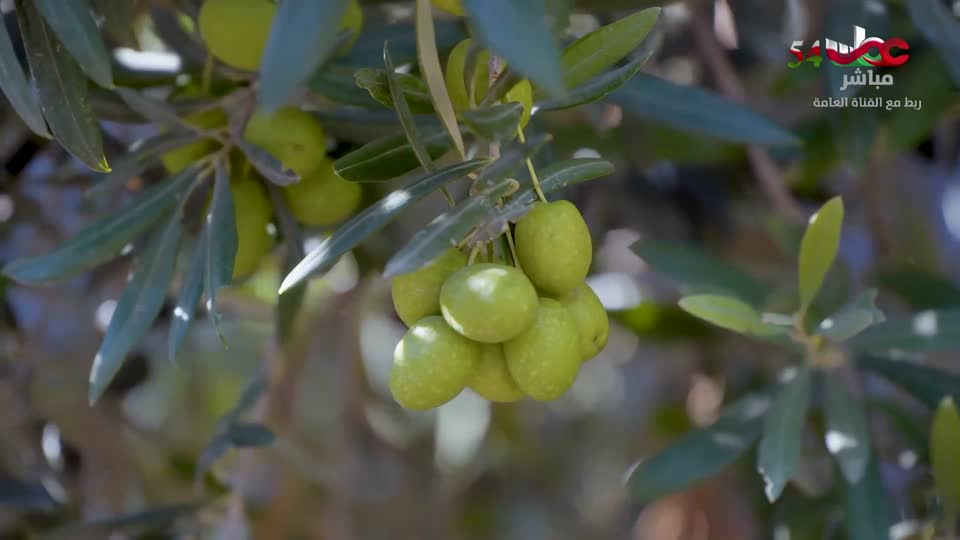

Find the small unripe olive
[[390, 316, 481, 410], [281, 158, 361, 227], [243, 107, 327, 177], [340, 0, 364, 50], [445, 38, 490, 111], [161, 108, 227, 173], [515, 200, 592, 296], [392, 248, 468, 327], [440, 263, 538, 343], [198, 0, 276, 71], [506, 79, 533, 130], [504, 298, 581, 401], [230, 173, 274, 279], [558, 283, 609, 361], [469, 345, 525, 402], [431, 0, 465, 16]]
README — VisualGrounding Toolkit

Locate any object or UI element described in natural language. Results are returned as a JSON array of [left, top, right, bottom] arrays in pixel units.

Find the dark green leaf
[[310, 63, 382, 108], [334, 127, 453, 182], [205, 161, 237, 336], [17, 0, 108, 172], [46, 501, 207, 539], [89, 213, 183, 404], [168, 231, 207, 363], [33, 0, 113, 87], [227, 423, 275, 448], [858, 354, 960, 409], [823, 374, 870, 484], [279, 159, 488, 293], [560, 7, 660, 89], [267, 184, 307, 345], [537, 49, 653, 111], [354, 68, 434, 113], [845, 457, 892, 540], [905, 0, 960, 86], [931, 397, 960, 516], [610, 74, 800, 146], [818, 289, 885, 342], [384, 43, 435, 173], [4, 166, 199, 284], [86, 133, 199, 197], [798, 197, 844, 310], [471, 133, 551, 193], [507, 157, 615, 208], [849, 309, 960, 352], [678, 294, 767, 335], [630, 241, 770, 307], [876, 267, 960, 310], [0, 12, 49, 137], [90, 0, 138, 49], [339, 19, 465, 68], [235, 138, 300, 186], [757, 365, 811, 502], [384, 178, 518, 277], [461, 102, 524, 142], [259, 0, 350, 109], [115, 87, 195, 130], [627, 391, 770, 503], [461, 0, 565, 95]]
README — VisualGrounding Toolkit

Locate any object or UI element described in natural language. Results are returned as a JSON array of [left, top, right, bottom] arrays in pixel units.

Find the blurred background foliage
[[0, 0, 959, 538]]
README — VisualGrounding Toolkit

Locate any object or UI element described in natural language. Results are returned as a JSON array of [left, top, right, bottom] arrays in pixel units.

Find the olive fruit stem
[[505, 226, 522, 272], [468, 243, 483, 265], [517, 128, 547, 203]]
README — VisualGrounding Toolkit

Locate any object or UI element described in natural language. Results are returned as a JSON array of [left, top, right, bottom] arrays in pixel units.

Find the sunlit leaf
[[845, 457, 893, 540], [33, 0, 114, 87], [4, 167, 199, 284], [610, 74, 800, 146], [461, 102, 524, 142], [0, 11, 49, 137], [259, 0, 351, 109], [168, 231, 207, 363], [279, 159, 487, 293], [560, 7, 660, 89], [757, 365, 811, 502], [627, 391, 770, 502], [334, 127, 454, 182], [17, 0, 108, 171], [461, 0, 565, 95], [823, 374, 870, 484], [798, 197, 844, 310], [89, 213, 183, 404], [205, 161, 237, 336], [858, 354, 960, 409], [384, 43, 436, 173], [354, 68, 434, 113], [678, 294, 766, 335], [415, 0, 466, 158]]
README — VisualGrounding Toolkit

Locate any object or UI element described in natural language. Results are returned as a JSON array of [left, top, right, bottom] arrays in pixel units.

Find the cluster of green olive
[[390, 201, 609, 410], [160, 0, 365, 279]]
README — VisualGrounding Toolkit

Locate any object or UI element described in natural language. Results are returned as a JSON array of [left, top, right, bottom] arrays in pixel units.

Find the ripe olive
[[390, 316, 481, 410], [392, 248, 467, 327], [439, 263, 538, 343], [469, 344, 525, 402], [515, 200, 592, 296], [558, 283, 609, 360], [504, 298, 581, 401]]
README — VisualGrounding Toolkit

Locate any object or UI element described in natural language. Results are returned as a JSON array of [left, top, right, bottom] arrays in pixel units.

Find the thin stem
[[202, 53, 214, 96], [439, 187, 455, 207], [486, 242, 494, 262], [517, 128, 547, 203], [467, 243, 483, 265], [505, 227, 521, 272]]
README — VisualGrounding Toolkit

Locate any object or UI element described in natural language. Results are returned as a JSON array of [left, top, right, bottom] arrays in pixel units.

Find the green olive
[[392, 248, 468, 327], [198, 0, 276, 71], [504, 298, 581, 401], [439, 263, 539, 343], [469, 344, 525, 402], [558, 283, 609, 361], [515, 200, 592, 296], [243, 107, 327, 177], [281, 158, 362, 227], [390, 316, 481, 410], [230, 173, 274, 279], [445, 38, 490, 111], [161, 108, 227, 174]]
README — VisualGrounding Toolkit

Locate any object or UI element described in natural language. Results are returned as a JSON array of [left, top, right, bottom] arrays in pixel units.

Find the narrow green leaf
[[845, 457, 892, 540], [537, 49, 653, 112], [279, 159, 487, 293], [818, 289, 885, 342], [415, 0, 466, 159], [168, 231, 207, 363], [205, 161, 237, 337], [311, 63, 382, 108], [757, 365, 812, 502], [560, 7, 660, 89], [610, 74, 800, 147], [235, 138, 300, 186], [33, 0, 113, 88], [334, 127, 454, 182], [4, 167, 199, 284], [86, 133, 199, 197], [90, 0, 138, 49], [859, 355, 960, 409], [932, 397, 960, 519], [507, 158, 615, 208], [849, 309, 960, 352], [354, 68, 434, 113], [461, 0, 565, 95], [384, 43, 435, 174], [678, 294, 763, 335], [266, 184, 307, 345], [905, 0, 960, 86], [115, 88, 196, 130], [384, 178, 518, 277], [0, 12, 49, 137], [17, 0, 108, 172], [627, 391, 770, 503], [259, 0, 350, 109], [471, 133, 551, 193], [89, 213, 183, 404], [823, 375, 870, 484], [798, 197, 844, 310], [227, 423, 275, 448], [461, 102, 524, 143], [876, 267, 960, 310], [630, 241, 770, 307]]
